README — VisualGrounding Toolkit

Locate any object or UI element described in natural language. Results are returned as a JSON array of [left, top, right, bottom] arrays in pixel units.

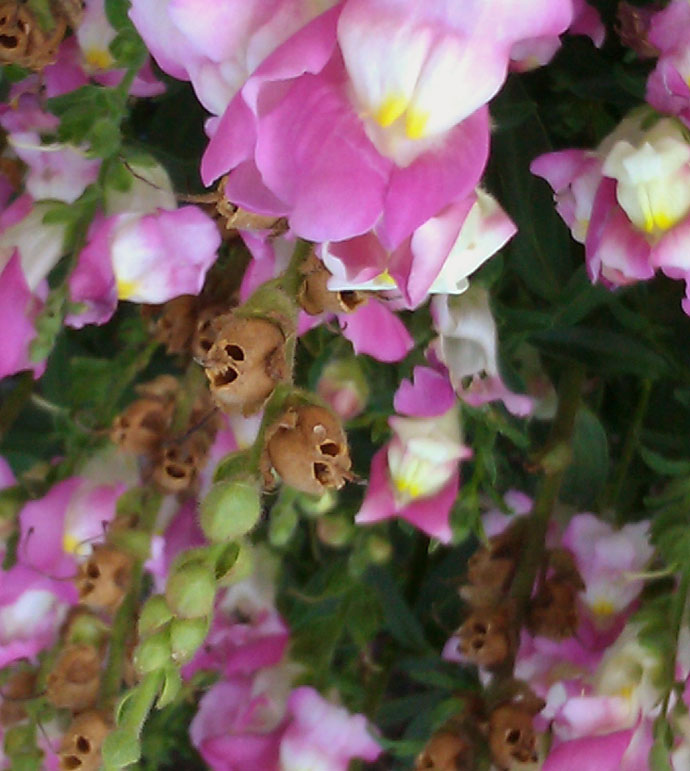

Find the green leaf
[[640, 447, 690, 477], [102, 729, 142, 770], [561, 408, 609, 508]]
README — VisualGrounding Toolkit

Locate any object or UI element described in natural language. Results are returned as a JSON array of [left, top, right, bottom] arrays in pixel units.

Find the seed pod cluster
[[59, 709, 111, 771], [262, 403, 353, 496], [487, 697, 543, 771]]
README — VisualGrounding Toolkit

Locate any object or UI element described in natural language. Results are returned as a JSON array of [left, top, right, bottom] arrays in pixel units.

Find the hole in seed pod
[[120, 417, 130, 428], [62, 756, 82, 770], [313, 462, 331, 485], [338, 291, 360, 311], [0, 34, 18, 48], [165, 464, 187, 480], [75, 736, 90, 753], [199, 337, 213, 352], [141, 413, 164, 432], [472, 622, 488, 635], [0, 16, 7, 24], [472, 639, 484, 650], [224, 344, 245, 361], [213, 367, 238, 387], [86, 563, 100, 579], [319, 441, 339, 457], [79, 581, 94, 597], [506, 729, 521, 744]]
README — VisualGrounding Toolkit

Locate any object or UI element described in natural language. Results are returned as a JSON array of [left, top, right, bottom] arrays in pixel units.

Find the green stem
[[607, 378, 652, 518], [662, 572, 689, 716], [0, 372, 33, 440]]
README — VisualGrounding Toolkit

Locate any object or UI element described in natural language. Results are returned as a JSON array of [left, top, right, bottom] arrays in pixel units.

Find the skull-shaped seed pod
[[528, 579, 579, 640], [192, 307, 228, 360], [0, 668, 36, 726], [46, 644, 102, 711], [264, 404, 352, 496], [59, 710, 111, 771], [456, 605, 515, 670], [135, 374, 180, 402], [143, 296, 199, 355], [110, 397, 174, 455], [0, 3, 33, 63], [76, 546, 133, 613], [488, 703, 541, 770], [203, 315, 288, 415], [297, 252, 367, 316], [415, 731, 472, 771]]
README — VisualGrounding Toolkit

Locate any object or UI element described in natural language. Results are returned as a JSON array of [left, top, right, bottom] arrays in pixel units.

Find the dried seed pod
[[456, 605, 515, 670], [203, 315, 288, 415], [298, 252, 367, 316], [415, 731, 472, 771], [144, 296, 198, 354], [528, 579, 579, 640], [488, 703, 540, 770], [59, 710, 110, 771], [110, 398, 174, 455], [264, 404, 352, 496], [0, 668, 36, 726], [135, 374, 180, 401], [214, 176, 288, 234], [46, 644, 101, 711], [54, 0, 86, 29], [0, 4, 33, 63], [76, 546, 133, 613], [151, 433, 210, 494]]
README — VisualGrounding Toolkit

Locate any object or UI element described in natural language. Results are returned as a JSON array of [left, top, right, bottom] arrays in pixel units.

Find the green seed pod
[[201, 480, 262, 543], [217, 541, 254, 587], [316, 514, 354, 547], [138, 595, 174, 638], [367, 534, 393, 564], [170, 617, 210, 665], [133, 628, 172, 676], [165, 561, 216, 619], [268, 499, 298, 547]]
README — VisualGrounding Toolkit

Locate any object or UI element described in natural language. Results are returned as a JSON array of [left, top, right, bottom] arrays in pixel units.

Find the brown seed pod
[[76, 546, 133, 613], [46, 644, 101, 711], [214, 176, 288, 234], [143, 295, 199, 355], [59, 710, 110, 771], [528, 579, 579, 640], [0, 3, 33, 63], [0, 668, 36, 726], [297, 252, 367, 316], [456, 605, 515, 670], [488, 702, 541, 770], [151, 432, 211, 494], [203, 315, 288, 415], [54, 0, 86, 29], [110, 397, 174, 455], [415, 731, 472, 771], [264, 404, 352, 496]]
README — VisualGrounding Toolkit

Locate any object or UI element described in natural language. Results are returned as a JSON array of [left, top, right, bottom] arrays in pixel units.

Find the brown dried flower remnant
[[143, 295, 199, 355], [202, 314, 288, 415], [59, 710, 111, 771], [46, 643, 102, 711], [264, 404, 352, 496], [0, 2, 67, 70], [297, 251, 367, 316], [75, 545, 134, 613], [0, 668, 36, 726], [488, 699, 543, 771], [456, 604, 516, 670], [415, 730, 473, 771]]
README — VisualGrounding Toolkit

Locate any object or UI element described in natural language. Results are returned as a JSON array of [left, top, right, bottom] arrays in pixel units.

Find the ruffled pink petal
[[393, 366, 456, 417], [543, 730, 634, 771], [338, 301, 413, 363], [129, 0, 195, 81], [355, 447, 397, 526], [398, 472, 458, 544]]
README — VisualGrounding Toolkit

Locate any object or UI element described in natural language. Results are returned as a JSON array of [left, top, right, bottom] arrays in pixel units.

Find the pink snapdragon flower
[[130, 0, 335, 119], [68, 161, 221, 327], [279, 687, 381, 771], [321, 188, 516, 309], [532, 112, 690, 314], [543, 724, 652, 771], [430, 286, 534, 416], [356, 367, 471, 543], [646, 0, 690, 128], [201, 6, 491, 246]]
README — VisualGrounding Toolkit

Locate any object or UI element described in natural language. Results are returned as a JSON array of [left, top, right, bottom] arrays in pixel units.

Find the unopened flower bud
[[265, 405, 352, 496], [138, 595, 174, 638], [316, 515, 354, 548], [134, 628, 172, 675], [201, 480, 262, 543], [203, 315, 288, 415], [169, 617, 210, 665], [59, 710, 111, 771], [46, 644, 102, 711], [366, 534, 393, 564], [316, 359, 369, 420], [165, 560, 216, 619], [217, 541, 254, 586], [269, 500, 299, 547]]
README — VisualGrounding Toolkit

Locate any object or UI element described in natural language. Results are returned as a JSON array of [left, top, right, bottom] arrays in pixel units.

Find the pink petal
[[339, 301, 413, 362], [393, 366, 456, 417], [355, 447, 397, 526], [398, 472, 458, 543]]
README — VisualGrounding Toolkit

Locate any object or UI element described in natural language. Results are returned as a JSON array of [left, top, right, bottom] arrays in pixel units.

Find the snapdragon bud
[[316, 515, 354, 548], [170, 617, 210, 665], [165, 561, 216, 619], [138, 595, 174, 637], [133, 628, 172, 676], [201, 480, 262, 543]]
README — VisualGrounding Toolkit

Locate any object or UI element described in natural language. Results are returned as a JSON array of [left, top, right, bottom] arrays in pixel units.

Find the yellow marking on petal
[[375, 94, 408, 128], [591, 598, 616, 618], [376, 269, 397, 288], [84, 48, 114, 70], [63, 533, 79, 554], [618, 684, 634, 701], [393, 475, 423, 499], [405, 109, 430, 140], [116, 278, 139, 300]]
